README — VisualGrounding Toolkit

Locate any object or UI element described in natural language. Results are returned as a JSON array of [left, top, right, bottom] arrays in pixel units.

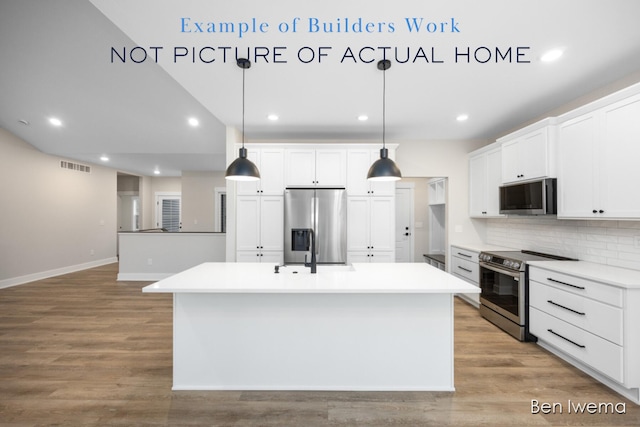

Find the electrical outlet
[[90, 249, 94, 256], [634, 236, 640, 249], [147, 258, 153, 265]]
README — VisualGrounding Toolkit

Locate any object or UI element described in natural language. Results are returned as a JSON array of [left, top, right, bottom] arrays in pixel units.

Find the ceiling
[[2, 0, 640, 177]]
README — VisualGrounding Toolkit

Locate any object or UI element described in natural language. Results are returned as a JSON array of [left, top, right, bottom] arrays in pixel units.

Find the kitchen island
[[143, 262, 479, 391]]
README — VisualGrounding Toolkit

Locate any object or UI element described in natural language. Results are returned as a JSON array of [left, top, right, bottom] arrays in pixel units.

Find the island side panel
[[172, 292, 454, 391]]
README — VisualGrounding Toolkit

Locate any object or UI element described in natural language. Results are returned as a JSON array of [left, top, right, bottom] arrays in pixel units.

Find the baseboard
[[0, 257, 118, 289], [117, 273, 171, 282]]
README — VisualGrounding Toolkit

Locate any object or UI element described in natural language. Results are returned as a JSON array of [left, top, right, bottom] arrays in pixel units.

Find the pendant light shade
[[367, 59, 401, 181], [225, 58, 260, 181]]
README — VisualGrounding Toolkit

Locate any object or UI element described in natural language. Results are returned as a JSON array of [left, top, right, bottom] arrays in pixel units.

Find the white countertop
[[528, 260, 640, 289], [142, 262, 481, 294]]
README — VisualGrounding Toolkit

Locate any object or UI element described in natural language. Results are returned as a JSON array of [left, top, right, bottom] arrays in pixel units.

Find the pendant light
[[367, 59, 402, 181], [225, 58, 261, 181]]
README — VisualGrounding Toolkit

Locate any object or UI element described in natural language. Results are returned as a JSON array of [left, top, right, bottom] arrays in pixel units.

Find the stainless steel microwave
[[499, 178, 557, 215]]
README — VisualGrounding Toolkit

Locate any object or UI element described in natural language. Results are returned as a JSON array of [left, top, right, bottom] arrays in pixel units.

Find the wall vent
[[60, 160, 91, 173]]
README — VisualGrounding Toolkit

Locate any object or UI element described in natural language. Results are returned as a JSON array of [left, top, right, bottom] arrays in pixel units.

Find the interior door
[[395, 187, 414, 262]]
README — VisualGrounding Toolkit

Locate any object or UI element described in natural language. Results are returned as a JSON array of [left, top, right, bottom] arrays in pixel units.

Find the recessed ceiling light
[[100, 156, 109, 162], [358, 115, 369, 121], [267, 114, 279, 121], [153, 169, 160, 175], [456, 114, 469, 122], [541, 49, 563, 62], [188, 117, 199, 126], [49, 117, 62, 126]]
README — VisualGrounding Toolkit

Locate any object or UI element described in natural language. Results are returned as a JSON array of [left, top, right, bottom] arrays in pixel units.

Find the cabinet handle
[[404, 232, 411, 236], [458, 266, 473, 273], [547, 329, 586, 348], [592, 209, 597, 214], [599, 210, 604, 214], [457, 252, 472, 258], [547, 300, 585, 316], [547, 277, 585, 290]]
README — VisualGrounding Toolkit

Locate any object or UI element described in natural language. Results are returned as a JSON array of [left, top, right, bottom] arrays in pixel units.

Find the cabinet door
[[557, 114, 598, 218], [347, 251, 372, 264], [346, 149, 372, 196], [347, 197, 370, 250], [369, 197, 395, 251], [370, 251, 395, 263], [260, 251, 284, 264], [236, 196, 260, 250], [236, 150, 261, 195], [315, 149, 346, 186], [501, 140, 521, 183], [485, 148, 504, 216], [259, 148, 285, 195], [259, 196, 284, 251], [469, 153, 487, 216], [599, 94, 640, 218], [519, 129, 549, 181], [237, 251, 261, 262], [285, 149, 316, 186]]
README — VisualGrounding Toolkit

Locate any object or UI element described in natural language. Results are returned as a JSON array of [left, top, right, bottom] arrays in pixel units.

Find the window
[[155, 193, 181, 232]]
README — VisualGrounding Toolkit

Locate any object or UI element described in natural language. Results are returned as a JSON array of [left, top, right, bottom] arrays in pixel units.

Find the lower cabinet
[[347, 251, 395, 264], [529, 265, 640, 404], [450, 246, 480, 307]]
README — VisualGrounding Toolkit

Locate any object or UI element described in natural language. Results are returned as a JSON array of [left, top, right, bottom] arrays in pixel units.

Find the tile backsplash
[[485, 217, 640, 271]]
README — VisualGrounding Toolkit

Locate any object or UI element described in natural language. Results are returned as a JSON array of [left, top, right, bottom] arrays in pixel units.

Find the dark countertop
[[423, 254, 446, 264]]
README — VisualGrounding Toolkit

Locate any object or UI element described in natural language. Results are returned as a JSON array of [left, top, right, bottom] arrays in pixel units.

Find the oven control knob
[[512, 262, 521, 270], [503, 260, 511, 268]]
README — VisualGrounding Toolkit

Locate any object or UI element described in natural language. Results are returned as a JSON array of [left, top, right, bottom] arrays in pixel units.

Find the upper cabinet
[[557, 92, 640, 219], [499, 119, 556, 184], [236, 147, 284, 196], [285, 148, 346, 187], [469, 145, 503, 217], [346, 148, 396, 196]]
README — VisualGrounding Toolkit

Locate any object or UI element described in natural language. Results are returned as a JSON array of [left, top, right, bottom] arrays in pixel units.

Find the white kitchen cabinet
[[558, 93, 640, 219], [499, 119, 556, 184], [346, 148, 396, 196], [285, 148, 346, 187], [236, 148, 285, 196], [347, 196, 395, 262], [450, 246, 480, 307], [236, 195, 283, 262], [469, 145, 503, 217], [528, 264, 640, 403]]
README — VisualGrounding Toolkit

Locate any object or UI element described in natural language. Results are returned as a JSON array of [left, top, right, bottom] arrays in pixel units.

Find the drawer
[[451, 246, 479, 263], [530, 282, 623, 345], [530, 267, 623, 308], [530, 307, 623, 383], [451, 256, 478, 284]]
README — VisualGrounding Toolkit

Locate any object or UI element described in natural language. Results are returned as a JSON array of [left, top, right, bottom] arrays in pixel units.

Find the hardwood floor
[[0, 263, 638, 426]]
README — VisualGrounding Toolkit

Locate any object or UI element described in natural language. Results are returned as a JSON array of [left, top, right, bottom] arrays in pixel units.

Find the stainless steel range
[[478, 250, 575, 341]]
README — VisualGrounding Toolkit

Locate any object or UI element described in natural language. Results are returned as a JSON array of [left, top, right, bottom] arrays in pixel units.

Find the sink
[[279, 264, 355, 274]]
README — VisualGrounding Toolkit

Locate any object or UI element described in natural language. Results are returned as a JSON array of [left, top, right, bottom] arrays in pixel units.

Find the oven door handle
[[479, 262, 520, 279]]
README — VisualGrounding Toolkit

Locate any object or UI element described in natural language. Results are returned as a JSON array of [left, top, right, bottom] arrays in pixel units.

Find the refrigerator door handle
[[313, 196, 319, 256]]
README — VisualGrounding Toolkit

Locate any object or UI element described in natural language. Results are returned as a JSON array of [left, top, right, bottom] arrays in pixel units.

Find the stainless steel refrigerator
[[284, 188, 347, 265]]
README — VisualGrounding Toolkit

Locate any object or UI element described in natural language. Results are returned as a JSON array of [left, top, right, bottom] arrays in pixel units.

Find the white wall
[[395, 139, 488, 251], [0, 128, 117, 287], [181, 171, 226, 232]]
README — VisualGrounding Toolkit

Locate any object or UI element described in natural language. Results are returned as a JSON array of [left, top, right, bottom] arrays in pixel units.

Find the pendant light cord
[[382, 64, 386, 150], [242, 65, 246, 149]]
